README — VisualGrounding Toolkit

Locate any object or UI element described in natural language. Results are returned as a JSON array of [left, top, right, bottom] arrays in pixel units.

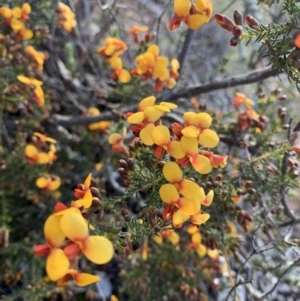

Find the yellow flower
[[153, 226, 180, 245], [24, 144, 50, 164], [86, 107, 112, 131], [109, 57, 131, 83], [36, 175, 61, 191], [97, 37, 127, 58], [25, 46, 46, 70], [169, 0, 213, 31], [17, 75, 44, 106], [57, 2, 76, 32], [159, 162, 205, 216]]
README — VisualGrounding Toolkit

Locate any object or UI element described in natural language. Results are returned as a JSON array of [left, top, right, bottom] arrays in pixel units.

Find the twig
[[256, 257, 300, 300], [225, 280, 253, 301], [162, 67, 281, 100]]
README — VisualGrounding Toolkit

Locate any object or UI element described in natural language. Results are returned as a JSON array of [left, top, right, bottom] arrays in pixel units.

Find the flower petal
[[172, 210, 189, 228], [179, 179, 204, 200], [181, 126, 199, 138], [152, 125, 170, 146], [195, 112, 212, 128], [190, 154, 212, 174], [177, 197, 201, 215], [199, 129, 219, 148], [82, 236, 114, 264], [202, 190, 214, 206], [127, 112, 145, 124], [84, 173, 92, 188], [174, 0, 191, 17], [196, 244, 207, 257], [162, 161, 182, 183], [36, 176, 50, 189], [138, 96, 156, 111], [180, 136, 198, 155], [159, 184, 180, 204], [190, 212, 210, 225], [168, 231, 180, 245], [60, 211, 89, 242], [46, 248, 69, 281], [140, 123, 155, 146], [73, 273, 100, 287], [183, 112, 196, 126], [44, 214, 65, 248], [144, 106, 165, 123], [118, 69, 131, 83], [168, 141, 185, 159], [186, 14, 208, 30], [159, 102, 177, 109]]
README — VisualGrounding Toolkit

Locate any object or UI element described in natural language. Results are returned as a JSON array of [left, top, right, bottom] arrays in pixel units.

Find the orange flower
[[57, 2, 76, 32], [233, 92, 254, 110], [24, 144, 50, 164], [74, 173, 92, 199], [36, 175, 61, 191], [25, 46, 46, 70], [109, 57, 131, 83], [98, 37, 127, 58], [130, 25, 149, 43]]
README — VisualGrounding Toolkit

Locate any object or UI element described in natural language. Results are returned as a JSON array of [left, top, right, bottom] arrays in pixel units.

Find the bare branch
[[225, 280, 253, 301], [164, 67, 281, 100]]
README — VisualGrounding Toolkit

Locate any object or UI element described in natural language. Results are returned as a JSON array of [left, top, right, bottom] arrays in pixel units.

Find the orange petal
[[202, 190, 214, 206], [110, 57, 122, 70], [12, 7, 22, 18], [44, 214, 65, 248], [33, 244, 51, 257], [72, 189, 93, 209], [60, 210, 89, 242], [159, 184, 180, 204], [118, 69, 131, 83], [162, 161, 182, 183], [46, 248, 70, 281], [48, 177, 61, 191], [37, 152, 50, 164], [82, 236, 114, 264]]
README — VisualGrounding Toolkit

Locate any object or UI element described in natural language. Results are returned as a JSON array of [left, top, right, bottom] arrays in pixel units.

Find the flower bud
[[90, 187, 101, 199], [118, 159, 129, 170], [233, 10, 243, 26], [232, 25, 243, 37], [230, 36, 241, 47], [214, 14, 235, 32], [245, 15, 259, 29]]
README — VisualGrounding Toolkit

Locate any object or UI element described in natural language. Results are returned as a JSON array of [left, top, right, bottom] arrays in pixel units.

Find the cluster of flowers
[[131, 44, 180, 92], [169, 0, 213, 31], [24, 133, 61, 193], [233, 92, 267, 132], [109, 96, 227, 229], [214, 10, 260, 46], [57, 2, 77, 32], [98, 37, 131, 83], [0, 3, 33, 40], [85, 107, 112, 132], [33, 174, 114, 286]]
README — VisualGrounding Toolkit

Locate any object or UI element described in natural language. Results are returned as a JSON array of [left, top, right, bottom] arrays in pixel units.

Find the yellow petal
[[143, 52, 155, 66], [196, 244, 207, 257], [179, 179, 204, 200], [17, 75, 31, 84], [36, 176, 50, 189], [46, 248, 69, 281], [153, 234, 163, 244], [153, 66, 169, 81], [147, 45, 159, 57], [10, 18, 24, 31], [171, 59, 180, 72], [192, 232, 201, 244], [73, 273, 100, 287], [118, 69, 131, 83], [72, 190, 93, 209], [183, 112, 196, 125], [195, 112, 212, 128], [152, 125, 170, 146], [168, 231, 180, 245], [181, 126, 199, 138], [172, 210, 189, 227], [187, 225, 199, 234], [0, 7, 12, 19], [87, 107, 100, 115], [127, 112, 144, 124], [199, 129, 219, 148], [154, 104, 171, 113], [108, 133, 122, 144], [84, 173, 92, 188], [180, 136, 198, 155], [156, 56, 169, 68], [162, 161, 182, 183], [48, 178, 61, 191], [202, 190, 214, 206], [159, 184, 179, 204], [191, 154, 212, 174], [144, 106, 165, 123], [186, 14, 208, 30], [207, 248, 219, 259], [12, 8, 22, 18], [174, 0, 191, 17], [60, 211, 89, 242], [140, 123, 155, 146], [195, 0, 213, 19], [159, 102, 177, 109], [25, 144, 37, 157], [21, 28, 33, 40], [178, 197, 200, 215], [44, 214, 65, 247], [110, 57, 122, 70], [22, 3, 31, 14], [190, 212, 210, 225], [37, 152, 50, 164], [82, 236, 114, 264], [139, 96, 156, 110], [168, 141, 185, 159]]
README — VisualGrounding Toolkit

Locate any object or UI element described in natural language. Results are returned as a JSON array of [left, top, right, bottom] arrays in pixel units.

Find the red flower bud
[[245, 15, 259, 29], [214, 14, 235, 32], [230, 36, 241, 47], [232, 25, 243, 37]]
